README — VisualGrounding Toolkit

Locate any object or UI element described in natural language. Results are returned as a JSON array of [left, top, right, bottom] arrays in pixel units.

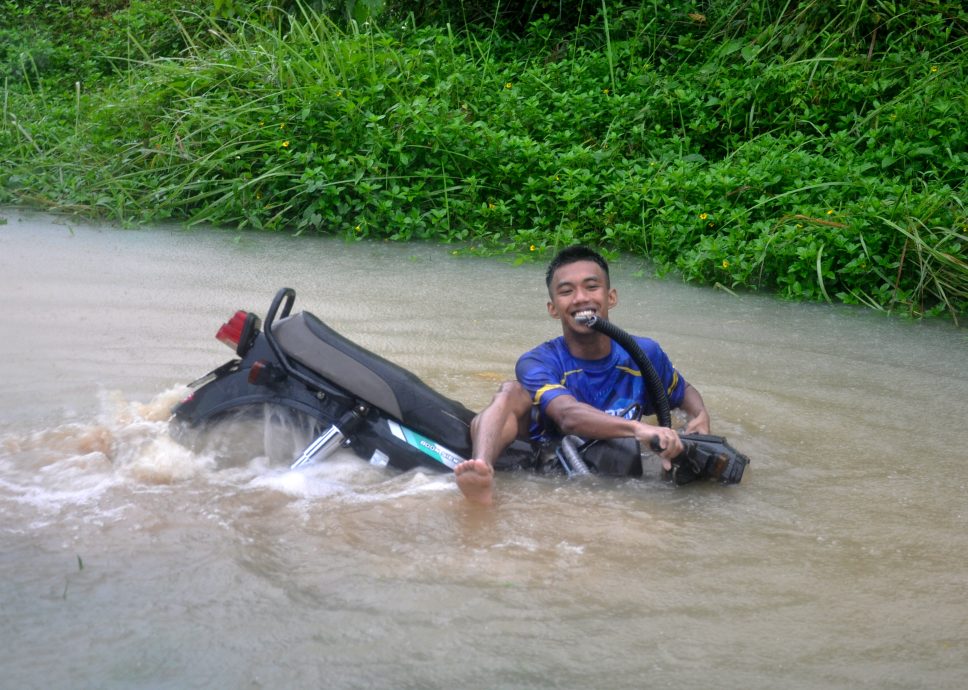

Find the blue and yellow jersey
[[515, 336, 687, 442]]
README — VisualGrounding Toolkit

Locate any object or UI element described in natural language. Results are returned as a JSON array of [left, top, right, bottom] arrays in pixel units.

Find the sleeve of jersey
[[639, 337, 687, 409], [515, 350, 572, 414]]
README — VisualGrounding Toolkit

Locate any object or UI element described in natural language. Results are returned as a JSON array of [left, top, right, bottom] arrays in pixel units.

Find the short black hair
[[545, 245, 610, 291]]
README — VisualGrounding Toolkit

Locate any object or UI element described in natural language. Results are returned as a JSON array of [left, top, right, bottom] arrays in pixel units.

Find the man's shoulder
[[515, 337, 570, 380], [621, 333, 665, 358], [518, 336, 566, 361]]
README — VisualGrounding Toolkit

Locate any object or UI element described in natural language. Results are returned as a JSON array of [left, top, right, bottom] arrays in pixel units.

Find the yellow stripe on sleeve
[[533, 383, 567, 406], [666, 370, 680, 396]]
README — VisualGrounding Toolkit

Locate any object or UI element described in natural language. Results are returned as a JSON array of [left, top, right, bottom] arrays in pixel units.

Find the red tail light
[[216, 310, 261, 356], [216, 310, 249, 349]]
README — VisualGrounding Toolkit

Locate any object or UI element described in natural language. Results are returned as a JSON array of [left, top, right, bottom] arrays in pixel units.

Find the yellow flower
[[699, 212, 708, 220], [281, 141, 289, 148], [930, 65, 939, 73], [530, 244, 537, 251], [337, 90, 343, 97], [355, 225, 362, 233], [722, 260, 729, 269], [826, 209, 834, 215], [504, 82, 513, 89], [279, 123, 285, 129], [603, 88, 610, 95], [488, 202, 496, 209]]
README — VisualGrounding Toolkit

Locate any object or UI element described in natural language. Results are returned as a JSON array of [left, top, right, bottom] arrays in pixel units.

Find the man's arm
[[544, 394, 684, 461], [680, 382, 710, 434], [456, 380, 531, 506]]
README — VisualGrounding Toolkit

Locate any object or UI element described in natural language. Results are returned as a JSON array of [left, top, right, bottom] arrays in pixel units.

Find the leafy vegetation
[[1, 1, 965, 320]]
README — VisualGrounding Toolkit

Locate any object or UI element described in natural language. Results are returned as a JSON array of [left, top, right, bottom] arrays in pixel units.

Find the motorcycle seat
[[272, 311, 474, 453]]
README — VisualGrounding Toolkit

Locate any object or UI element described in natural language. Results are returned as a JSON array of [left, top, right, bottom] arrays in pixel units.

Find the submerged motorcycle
[[170, 288, 748, 485]]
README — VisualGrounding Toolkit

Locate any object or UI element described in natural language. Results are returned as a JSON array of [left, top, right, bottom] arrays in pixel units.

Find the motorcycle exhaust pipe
[[290, 425, 348, 469], [290, 405, 366, 470]]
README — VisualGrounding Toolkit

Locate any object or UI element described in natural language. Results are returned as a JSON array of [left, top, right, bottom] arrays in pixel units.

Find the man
[[455, 245, 710, 505]]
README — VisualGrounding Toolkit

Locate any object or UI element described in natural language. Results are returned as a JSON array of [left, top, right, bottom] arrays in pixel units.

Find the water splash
[[0, 384, 462, 527]]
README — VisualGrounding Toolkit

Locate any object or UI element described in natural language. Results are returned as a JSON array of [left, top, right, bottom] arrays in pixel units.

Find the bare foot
[[454, 459, 494, 505]]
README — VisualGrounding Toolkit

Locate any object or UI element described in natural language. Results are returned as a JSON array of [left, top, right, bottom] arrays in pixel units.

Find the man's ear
[[608, 287, 618, 310], [547, 300, 561, 320]]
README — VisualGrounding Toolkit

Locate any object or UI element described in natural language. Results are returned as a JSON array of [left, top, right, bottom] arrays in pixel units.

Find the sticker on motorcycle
[[386, 420, 465, 470]]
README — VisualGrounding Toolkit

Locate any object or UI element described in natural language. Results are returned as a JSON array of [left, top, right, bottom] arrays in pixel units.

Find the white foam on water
[[244, 451, 455, 505], [0, 380, 687, 525], [248, 465, 350, 500], [0, 467, 122, 527], [372, 469, 455, 499]]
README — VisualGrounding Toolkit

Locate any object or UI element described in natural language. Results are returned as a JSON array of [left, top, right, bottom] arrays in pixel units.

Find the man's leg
[[455, 381, 530, 504]]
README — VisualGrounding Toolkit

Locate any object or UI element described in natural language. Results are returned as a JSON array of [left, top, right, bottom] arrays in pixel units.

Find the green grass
[[1, 1, 965, 321]]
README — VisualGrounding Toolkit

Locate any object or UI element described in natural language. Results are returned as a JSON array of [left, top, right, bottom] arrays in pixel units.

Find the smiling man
[[455, 245, 710, 505]]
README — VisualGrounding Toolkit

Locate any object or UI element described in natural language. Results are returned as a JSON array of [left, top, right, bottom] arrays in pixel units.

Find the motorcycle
[[170, 288, 749, 485]]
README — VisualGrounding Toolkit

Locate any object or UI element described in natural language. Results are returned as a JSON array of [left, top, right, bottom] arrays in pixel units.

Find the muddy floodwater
[[1, 210, 966, 689]]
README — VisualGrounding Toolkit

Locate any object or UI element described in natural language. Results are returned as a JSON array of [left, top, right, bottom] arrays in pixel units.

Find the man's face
[[546, 259, 618, 333]]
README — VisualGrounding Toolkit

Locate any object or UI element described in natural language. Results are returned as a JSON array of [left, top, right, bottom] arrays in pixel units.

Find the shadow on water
[[1, 210, 967, 689]]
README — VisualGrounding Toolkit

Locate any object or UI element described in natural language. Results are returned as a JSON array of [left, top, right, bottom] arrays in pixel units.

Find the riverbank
[[1, 1, 965, 319]]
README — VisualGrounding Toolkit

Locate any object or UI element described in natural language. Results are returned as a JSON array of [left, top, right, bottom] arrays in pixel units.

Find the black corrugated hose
[[576, 314, 672, 428]]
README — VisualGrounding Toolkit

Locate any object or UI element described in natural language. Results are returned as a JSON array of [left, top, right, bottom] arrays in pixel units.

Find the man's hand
[[681, 383, 710, 435], [635, 423, 683, 471], [684, 408, 710, 435]]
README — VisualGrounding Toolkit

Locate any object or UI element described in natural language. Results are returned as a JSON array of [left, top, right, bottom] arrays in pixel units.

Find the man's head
[[545, 246, 618, 339], [545, 246, 610, 295]]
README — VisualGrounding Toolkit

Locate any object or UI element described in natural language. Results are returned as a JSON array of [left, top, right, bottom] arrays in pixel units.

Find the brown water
[[2, 210, 966, 689]]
